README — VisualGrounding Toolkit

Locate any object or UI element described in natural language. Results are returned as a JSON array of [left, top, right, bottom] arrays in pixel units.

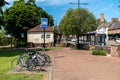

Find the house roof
[[97, 22, 110, 29], [109, 21, 120, 30], [97, 18, 107, 25], [27, 25, 54, 32]]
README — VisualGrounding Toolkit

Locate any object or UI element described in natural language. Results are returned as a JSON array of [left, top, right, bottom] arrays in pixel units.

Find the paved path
[[48, 48, 120, 80]]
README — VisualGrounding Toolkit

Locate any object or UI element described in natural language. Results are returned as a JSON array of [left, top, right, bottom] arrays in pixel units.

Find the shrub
[[92, 50, 106, 56], [12, 38, 27, 47], [0, 37, 9, 46]]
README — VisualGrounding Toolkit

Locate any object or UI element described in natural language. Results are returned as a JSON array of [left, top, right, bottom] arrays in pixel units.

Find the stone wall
[[89, 45, 120, 57], [89, 45, 95, 51], [111, 45, 120, 57], [103, 46, 111, 54]]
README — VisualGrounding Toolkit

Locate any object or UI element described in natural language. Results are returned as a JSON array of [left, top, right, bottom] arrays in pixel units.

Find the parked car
[[71, 38, 77, 42], [115, 38, 120, 44]]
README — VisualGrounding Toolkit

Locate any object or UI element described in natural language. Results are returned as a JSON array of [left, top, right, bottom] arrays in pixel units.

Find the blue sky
[[4, 0, 120, 25]]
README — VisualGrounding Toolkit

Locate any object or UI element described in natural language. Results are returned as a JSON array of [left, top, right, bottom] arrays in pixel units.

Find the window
[[46, 34, 50, 39]]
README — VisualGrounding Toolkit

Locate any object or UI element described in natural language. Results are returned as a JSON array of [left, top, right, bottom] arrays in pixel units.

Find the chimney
[[111, 18, 119, 23], [100, 13, 104, 23]]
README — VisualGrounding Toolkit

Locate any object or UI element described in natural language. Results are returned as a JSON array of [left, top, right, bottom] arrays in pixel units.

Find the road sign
[[41, 18, 48, 28]]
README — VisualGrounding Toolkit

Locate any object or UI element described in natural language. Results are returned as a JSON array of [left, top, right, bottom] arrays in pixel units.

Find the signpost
[[41, 18, 48, 49]]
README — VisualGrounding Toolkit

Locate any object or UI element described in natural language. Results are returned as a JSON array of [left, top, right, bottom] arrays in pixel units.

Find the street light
[[69, 0, 88, 8]]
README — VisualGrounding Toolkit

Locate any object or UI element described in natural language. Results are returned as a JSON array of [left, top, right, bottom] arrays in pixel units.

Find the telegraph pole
[[69, 0, 88, 8], [78, 0, 80, 8]]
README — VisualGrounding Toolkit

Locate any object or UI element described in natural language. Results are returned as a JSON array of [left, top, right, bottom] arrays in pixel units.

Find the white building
[[27, 25, 54, 47], [96, 23, 110, 41]]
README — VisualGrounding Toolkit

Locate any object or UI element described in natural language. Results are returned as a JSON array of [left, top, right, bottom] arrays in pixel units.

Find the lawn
[[0, 48, 46, 80]]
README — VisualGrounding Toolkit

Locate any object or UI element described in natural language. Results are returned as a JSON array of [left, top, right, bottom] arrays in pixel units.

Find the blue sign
[[41, 18, 48, 28]]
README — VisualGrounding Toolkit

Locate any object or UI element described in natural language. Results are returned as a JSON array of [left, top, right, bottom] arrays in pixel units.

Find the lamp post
[[69, 0, 88, 8]]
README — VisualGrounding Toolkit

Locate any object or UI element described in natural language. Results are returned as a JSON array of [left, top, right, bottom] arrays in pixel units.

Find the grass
[[0, 48, 46, 80], [0, 73, 45, 80]]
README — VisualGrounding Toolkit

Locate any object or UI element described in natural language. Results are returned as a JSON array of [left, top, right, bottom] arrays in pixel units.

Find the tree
[[14, 0, 36, 5], [59, 8, 97, 48], [0, 0, 8, 14], [0, 0, 8, 6], [59, 9, 73, 40], [0, 0, 8, 29], [0, 27, 8, 45], [0, 16, 2, 29], [2, 3, 54, 47], [27, 0, 36, 5]]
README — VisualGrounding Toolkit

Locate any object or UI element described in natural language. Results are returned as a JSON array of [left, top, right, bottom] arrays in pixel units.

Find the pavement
[[48, 47, 120, 80]]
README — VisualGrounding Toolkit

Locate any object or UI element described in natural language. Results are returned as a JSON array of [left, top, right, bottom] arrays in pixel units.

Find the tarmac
[[48, 47, 120, 80]]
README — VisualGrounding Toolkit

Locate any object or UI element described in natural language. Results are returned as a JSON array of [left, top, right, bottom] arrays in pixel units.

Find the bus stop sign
[[41, 18, 48, 28]]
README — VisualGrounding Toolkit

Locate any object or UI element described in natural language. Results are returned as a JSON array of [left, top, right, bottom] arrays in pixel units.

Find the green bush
[[12, 38, 27, 47], [0, 37, 9, 46], [92, 50, 106, 56]]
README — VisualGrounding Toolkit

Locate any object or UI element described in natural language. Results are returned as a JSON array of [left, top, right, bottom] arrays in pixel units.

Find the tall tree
[[59, 8, 97, 48], [27, 0, 35, 5], [0, 27, 7, 45], [0, 0, 8, 29], [14, 0, 25, 4], [0, 0, 8, 7], [2, 4, 54, 43], [14, 0, 35, 5]]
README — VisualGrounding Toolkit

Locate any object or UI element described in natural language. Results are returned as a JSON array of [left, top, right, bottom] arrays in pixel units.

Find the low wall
[[89, 45, 95, 51], [103, 46, 111, 54], [89, 45, 120, 57], [110, 45, 120, 57], [27, 42, 54, 48]]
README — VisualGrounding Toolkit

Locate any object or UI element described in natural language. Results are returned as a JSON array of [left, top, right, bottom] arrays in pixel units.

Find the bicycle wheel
[[27, 59, 36, 71], [11, 58, 22, 71], [22, 53, 29, 66], [42, 50, 52, 64], [45, 54, 52, 64]]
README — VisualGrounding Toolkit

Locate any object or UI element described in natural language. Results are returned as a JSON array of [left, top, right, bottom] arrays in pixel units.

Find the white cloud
[[100, 4, 114, 12], [36, 0, 91, 5], [6, 0, 14, 2], [6, 0, 94, 5]]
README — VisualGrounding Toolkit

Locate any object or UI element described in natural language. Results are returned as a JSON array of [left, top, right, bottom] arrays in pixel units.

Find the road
[[48, 48, 120, 80]]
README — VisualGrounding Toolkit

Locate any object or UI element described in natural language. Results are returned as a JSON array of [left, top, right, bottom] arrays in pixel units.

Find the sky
[[3, 0, 120, 25]]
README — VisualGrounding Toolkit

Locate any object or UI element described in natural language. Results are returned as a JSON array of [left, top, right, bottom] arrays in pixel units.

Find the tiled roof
[[109, 21, 120, 30], [97, 22, 110, 29], [97, 18, 107, 25], [27, 25, 54, 32]]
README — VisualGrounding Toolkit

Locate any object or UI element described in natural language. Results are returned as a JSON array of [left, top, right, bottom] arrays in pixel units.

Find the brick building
[[108, 19, 120, 40]]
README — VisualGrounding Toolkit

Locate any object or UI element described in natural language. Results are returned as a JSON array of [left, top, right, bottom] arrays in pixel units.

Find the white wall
[[96, 26, 108, 41], [27, 32, 54, 43]]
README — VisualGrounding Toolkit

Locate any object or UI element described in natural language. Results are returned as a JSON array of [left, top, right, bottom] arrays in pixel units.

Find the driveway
[[48, 48, 120, 80]]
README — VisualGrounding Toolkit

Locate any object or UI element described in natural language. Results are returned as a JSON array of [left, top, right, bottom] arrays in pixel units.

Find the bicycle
[[39, 48, 52, 65], [11, 48, 52, 72], [11, 48, 33, 71], [26, 48, 52, 71]]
